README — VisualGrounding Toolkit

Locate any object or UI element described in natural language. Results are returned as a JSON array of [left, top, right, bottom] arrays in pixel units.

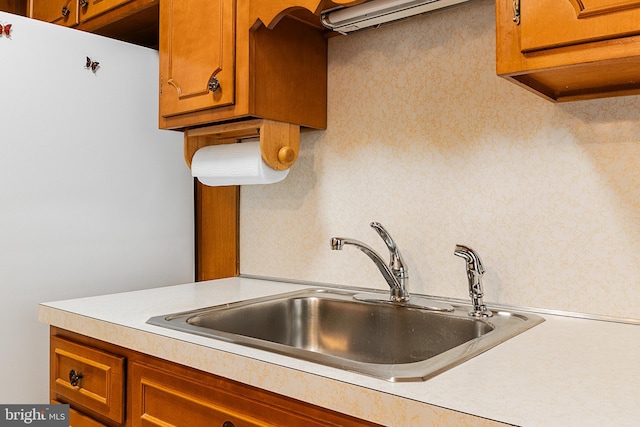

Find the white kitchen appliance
[[0, 12, 194, 403]]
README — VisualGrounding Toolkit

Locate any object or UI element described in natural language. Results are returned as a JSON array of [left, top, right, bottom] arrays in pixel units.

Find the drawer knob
[[222, 422, 235, 427], [68, 369, 83, 387]]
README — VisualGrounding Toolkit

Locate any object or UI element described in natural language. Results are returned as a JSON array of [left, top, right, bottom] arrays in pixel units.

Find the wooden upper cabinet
[[28, 0, 159, 48], [29, 0, 142, 26], [158, 0, 329, 130], [0, 1, 28, 15], [29, 0, 78, 27], [159, 0, 236, 119], [79, 0, 134, 22], [520, 0, 640, 52], [496, 0, 640, 101]]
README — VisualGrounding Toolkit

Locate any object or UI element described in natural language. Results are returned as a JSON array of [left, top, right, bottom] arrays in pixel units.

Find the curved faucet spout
[[330, 237, 401, 293], [330, 223, 410, 302]]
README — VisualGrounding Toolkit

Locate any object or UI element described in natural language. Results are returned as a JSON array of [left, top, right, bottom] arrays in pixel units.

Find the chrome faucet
[[454, 244, 492, 318], [331, 222, 410, 302]]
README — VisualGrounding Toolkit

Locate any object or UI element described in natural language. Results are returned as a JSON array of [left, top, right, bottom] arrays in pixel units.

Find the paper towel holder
[[184, 119, 300, 171]]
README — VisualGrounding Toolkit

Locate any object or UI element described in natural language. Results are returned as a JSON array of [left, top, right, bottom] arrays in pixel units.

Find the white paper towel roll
[[191, 141, 289, 186]]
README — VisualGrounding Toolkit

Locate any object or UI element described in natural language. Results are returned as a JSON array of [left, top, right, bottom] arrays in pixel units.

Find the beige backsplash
[[240, 0, 640, 320]]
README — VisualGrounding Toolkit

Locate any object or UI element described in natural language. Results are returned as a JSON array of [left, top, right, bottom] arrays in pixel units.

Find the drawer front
[[131, 363, 265, 427], [69, 406, 108, 427], [51, 336, 125, 424], [52, 400, 107, 427], [130, 362, 379, 427]]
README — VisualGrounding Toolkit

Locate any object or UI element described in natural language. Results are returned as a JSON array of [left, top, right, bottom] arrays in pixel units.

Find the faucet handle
[[370, 222, 406, 276]]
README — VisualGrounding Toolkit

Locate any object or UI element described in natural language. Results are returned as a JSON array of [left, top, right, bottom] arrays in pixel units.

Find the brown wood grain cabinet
[[28, 0, 159, 48], [50, 328, 382, 427], [50, 335, 125, 426], [158, 1, 329, 130], [0, 0, 27, 15], [78, 0, 134, 22], [29, 0, 78, 26], [497, 0, 640, 101]]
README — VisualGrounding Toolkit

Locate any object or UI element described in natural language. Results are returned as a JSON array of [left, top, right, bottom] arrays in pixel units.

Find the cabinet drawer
[[52, 399, 107, 427], [131, 363, 264, 427], [69, 406, 108, 427], [131, 362, 379, 427], [51, 336, 125, 424]]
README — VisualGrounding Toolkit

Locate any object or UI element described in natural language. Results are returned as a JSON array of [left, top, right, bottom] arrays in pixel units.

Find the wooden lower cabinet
[[130, 361, 376, 427], [50, 335, 125, 425], [50, 328, 380, 427], [69, 406, 109, 427]]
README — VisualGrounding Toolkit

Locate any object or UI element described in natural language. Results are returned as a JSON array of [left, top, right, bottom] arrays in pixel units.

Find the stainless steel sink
[[148, 287, 543, 382]]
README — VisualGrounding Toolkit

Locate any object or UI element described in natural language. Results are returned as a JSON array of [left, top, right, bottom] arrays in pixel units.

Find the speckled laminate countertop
[[39, 277, 640, 427]]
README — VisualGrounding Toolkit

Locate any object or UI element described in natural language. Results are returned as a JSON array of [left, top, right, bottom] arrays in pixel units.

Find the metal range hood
[[321, 0, 472, 34]]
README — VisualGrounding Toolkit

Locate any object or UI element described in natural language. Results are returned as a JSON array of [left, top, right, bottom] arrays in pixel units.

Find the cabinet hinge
[[513, 0, 521, 25]]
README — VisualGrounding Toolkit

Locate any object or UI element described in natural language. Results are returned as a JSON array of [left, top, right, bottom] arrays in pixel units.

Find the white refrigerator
[[0, 12, 195, 403]]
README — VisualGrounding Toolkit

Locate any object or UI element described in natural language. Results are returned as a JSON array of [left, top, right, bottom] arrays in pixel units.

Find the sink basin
[[148, 287, 543, 381]]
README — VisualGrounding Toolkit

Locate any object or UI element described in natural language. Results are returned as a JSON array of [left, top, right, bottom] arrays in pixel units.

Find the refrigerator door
[[0, 12, 194, 403]]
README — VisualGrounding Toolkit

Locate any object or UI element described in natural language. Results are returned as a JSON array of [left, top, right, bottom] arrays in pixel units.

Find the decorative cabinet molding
[[497, 0, 640, 101]]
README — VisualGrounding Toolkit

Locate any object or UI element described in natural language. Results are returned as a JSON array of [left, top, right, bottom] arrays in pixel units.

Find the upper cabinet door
[[521, 0, 640, 52], [30, 0, 79, 27], [159, 0, 236, 119], [79, 0, 134, 22]]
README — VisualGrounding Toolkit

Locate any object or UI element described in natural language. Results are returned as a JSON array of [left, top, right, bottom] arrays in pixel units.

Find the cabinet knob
[[68, 369, 83, 387], [61, 6, 70, 17], [208, 76, 221, 93], [222, 422, 234, 427], [79, 0, 89, 8]]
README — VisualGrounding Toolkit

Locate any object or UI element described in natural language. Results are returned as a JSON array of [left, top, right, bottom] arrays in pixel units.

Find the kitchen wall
[[240, 0, 640, 321]]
